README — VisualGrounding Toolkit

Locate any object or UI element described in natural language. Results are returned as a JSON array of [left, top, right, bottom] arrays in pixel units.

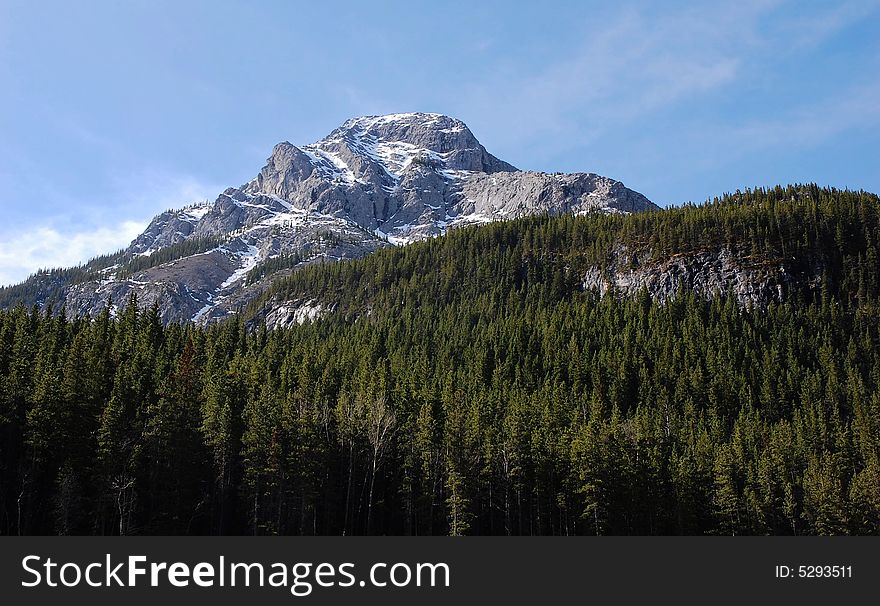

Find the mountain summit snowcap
[[248, 112, 516, 214], [240, 112, 653, 243], [46, 112, 658, 325], [317, 112, 517, 173]]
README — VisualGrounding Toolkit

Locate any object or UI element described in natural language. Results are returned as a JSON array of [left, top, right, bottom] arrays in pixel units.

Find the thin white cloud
[[456, 3, 755, 157], [454, 0, 876, 163], [0, 169, 224, 287], [0, 220, 148, 287], [109, 169, 222, 213], [773, 0, 880, 51], [719, 82, 880, 151]]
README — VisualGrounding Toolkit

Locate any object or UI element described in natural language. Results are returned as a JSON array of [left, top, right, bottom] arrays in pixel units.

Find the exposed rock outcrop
[[582, 244, 822, 307], [4, 112, 657, 324]]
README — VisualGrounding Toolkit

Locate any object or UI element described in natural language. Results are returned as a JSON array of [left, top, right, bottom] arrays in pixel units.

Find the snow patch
[[300, 146, 358, 184], [192, 300, 214, 323], [303, 114, 472, 192], [265, 300, 327, 328], [220, 242, 261, 289], [182, 205, 211, 222]]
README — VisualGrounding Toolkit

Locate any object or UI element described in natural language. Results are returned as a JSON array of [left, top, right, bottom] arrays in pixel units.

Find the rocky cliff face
[[581, 244, 825, 308], [232, 112, 653, 243], [6, 112, 658, 325]]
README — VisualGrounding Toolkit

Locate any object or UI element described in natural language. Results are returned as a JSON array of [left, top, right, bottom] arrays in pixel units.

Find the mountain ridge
[[0, 112, 656, 324], [243, 183, 879, 328]]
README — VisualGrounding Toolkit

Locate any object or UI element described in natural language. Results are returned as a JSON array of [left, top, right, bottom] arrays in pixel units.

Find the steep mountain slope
[[245, 185, 880, 328], [2, 185, 878, 536], [0, 112, 656, 323]]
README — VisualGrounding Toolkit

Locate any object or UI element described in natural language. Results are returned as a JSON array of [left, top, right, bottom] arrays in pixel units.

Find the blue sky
[[1, 0, 878, 285]]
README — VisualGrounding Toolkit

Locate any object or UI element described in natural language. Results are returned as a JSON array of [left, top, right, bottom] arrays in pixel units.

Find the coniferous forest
[[1, 185, 879, 536]]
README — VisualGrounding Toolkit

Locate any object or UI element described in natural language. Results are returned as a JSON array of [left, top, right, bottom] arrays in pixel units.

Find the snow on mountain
[[8, 112, 657, 326]]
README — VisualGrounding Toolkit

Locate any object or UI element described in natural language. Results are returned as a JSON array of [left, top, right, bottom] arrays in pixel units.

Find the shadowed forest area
[[1, 185, 879, 535]]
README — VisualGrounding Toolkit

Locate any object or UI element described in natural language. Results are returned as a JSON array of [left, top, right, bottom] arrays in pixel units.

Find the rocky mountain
[[245, 184, 879, 333], [582, 245, 798, 308], [1, 112, 657, 324]]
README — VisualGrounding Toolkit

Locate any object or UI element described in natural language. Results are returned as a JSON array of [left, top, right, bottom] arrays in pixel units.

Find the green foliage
[[0, 251, 125, 310], [248, 184, 880, 320], [0, 235, 228, 314], [245, 253, 306, 286], [116, 236, 228, 279], [0, 185, 878, 535]]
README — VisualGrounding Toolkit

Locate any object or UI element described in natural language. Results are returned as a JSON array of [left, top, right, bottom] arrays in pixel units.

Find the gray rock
[[126, 205, 207, 255], [5, 112, 659, 325], [581, 244, 823, 308]]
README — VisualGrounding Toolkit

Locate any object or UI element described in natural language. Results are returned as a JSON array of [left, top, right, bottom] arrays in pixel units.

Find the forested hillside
[[0, 113, 657, 326], [1, 185, 878, 535]]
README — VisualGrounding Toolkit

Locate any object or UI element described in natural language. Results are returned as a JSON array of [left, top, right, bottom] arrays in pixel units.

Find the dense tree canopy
[[0, 185, 878, 535]]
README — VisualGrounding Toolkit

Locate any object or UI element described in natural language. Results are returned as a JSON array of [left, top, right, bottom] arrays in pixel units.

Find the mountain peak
[[2, 112, 657, 326], [327, 113, 472, 148], [338, 112, 465, 133], [318, 112, 466, 143], [299, 112, 516, 181]]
